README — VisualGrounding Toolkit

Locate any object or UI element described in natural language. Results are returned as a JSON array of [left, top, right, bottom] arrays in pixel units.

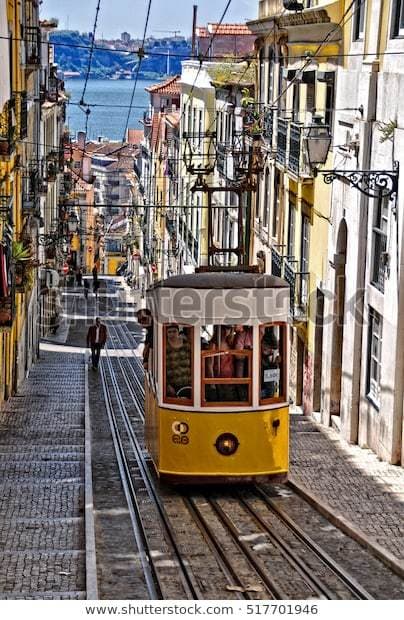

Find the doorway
[[330, 220, 347, 418], [313, 289, 324, 412]]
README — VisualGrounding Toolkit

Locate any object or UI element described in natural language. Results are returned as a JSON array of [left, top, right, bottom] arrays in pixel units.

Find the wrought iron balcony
[[275, 117, 317, 178], [269, 247, 310, 320], [271, 246, 283, 278], [284, 258, 309, 321], [263, 106, 274, 148], [25, 26, 41, 69], [276, 118, 288, 167], [14, 92, 28, 140], [217, 142, 226, 176], [0, 101, 15, 158]]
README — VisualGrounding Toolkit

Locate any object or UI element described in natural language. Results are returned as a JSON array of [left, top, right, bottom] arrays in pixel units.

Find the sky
[[40, 0, 257, 40]]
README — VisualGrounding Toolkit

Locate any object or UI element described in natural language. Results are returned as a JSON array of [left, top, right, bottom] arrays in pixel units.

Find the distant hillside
[[50, 31, 191, 79]]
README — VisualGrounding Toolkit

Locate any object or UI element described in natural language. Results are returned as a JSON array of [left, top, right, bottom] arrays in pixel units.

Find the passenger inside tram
[[165, 324, 192, 400], [202, 324, 251, 404]]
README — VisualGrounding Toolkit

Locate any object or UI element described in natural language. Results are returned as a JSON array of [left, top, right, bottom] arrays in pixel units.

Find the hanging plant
[[376, 119, 397, 143], [240, 88, 263, 136], [12, 241, 34, 291]]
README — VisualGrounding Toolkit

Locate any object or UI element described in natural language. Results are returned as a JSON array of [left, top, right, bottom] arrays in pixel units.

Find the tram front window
[[201, 325, 252, 406], [260, 324, 285, 404], [164, 324, 193, 403]]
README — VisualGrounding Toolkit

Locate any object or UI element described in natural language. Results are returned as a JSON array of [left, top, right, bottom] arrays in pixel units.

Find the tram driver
[[260, 327, 281, 400]]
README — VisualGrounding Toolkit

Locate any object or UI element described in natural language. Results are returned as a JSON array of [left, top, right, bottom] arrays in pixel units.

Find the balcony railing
[[284, 259, 309, 321], [275, 117, 318, 179], [15, 92, 28, 140], [0, 101, 15, 158], [217, 142, 226, 176], [276, 118, 288, 166], [269, 248, 310, 321], [25, 26, 41, 69], [263, 106, 274, 148]]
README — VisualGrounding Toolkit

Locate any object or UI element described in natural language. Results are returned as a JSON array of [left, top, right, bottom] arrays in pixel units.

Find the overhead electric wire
[[269, 0, 365, 110], [79, 0, 102, 106], [2, 31, 404, 61], [121, 0, 153, 143], [177, 0, 234, 130]]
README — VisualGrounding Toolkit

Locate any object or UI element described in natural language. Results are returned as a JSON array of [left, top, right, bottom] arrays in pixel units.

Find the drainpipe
[[191, 5, 198, 59], [350, 64, 378, 444]]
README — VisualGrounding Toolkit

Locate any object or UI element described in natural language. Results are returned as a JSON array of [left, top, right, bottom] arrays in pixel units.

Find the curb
[[288, 477, 404, 580], [84, 356, 99, 600]]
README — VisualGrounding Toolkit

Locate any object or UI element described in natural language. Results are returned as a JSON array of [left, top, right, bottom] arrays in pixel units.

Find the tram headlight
[[215, 433, 239, 456]]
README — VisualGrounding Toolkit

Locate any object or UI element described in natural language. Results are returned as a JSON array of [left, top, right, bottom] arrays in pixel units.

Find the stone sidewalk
[[290, 414, 404, 570], [0, 349, 86, 599]]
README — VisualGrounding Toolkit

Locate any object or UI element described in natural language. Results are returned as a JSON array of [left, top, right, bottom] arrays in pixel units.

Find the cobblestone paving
[[0, 351, 86, 599], [290, 414, 404, 563]]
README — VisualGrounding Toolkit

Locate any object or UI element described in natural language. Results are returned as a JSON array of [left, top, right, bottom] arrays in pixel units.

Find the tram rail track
[[100, 330, 203, 599], [98, 320, 379, 600]]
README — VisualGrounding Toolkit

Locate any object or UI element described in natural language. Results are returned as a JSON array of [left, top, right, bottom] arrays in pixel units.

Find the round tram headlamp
[[215, 433, 239, 456]]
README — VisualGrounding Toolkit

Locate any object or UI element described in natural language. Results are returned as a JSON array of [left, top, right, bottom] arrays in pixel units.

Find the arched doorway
[[330, 220, 347, 420]]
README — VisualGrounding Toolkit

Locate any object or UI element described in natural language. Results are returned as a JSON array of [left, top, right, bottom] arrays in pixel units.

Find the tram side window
[[260, 324, 286, 404], [164, 324, 193, 404], [201, 325, 253, 406]]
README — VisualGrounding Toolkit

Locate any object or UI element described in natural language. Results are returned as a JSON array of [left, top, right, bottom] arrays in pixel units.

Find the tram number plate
[[171, 421, 189, 445]]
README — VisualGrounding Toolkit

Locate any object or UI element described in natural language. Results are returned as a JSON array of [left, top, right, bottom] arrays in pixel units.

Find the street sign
[[88, 246, 93, 253], [62, 263, 69, 275]]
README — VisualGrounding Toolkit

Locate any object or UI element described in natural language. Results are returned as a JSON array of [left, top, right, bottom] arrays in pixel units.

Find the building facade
[[319, 0, 404, 465], [0, 0, 43, 401]]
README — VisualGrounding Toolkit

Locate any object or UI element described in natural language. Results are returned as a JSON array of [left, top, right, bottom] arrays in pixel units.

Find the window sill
[[370, 280, 385, 295], [366, 393, 380, 412]]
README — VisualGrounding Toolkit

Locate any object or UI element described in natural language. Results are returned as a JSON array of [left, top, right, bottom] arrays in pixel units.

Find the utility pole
[[191, 5, 198, 58]]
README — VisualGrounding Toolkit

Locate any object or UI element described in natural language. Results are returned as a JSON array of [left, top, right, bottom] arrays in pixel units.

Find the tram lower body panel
[[145, 394, 288, 483]]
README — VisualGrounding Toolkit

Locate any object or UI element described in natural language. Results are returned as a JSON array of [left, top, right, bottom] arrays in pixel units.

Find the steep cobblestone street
[[0, 280, 403, 599], [0, 350, 86, 599], [290, 416, 404, 569]]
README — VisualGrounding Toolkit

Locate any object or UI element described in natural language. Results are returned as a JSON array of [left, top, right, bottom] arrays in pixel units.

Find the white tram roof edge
[[147, 272, 290, 325]]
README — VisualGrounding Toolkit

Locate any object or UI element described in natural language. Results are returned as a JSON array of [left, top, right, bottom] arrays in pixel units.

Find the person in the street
[[83, 279, 89, 299], [76, 267, 83, 287], [136, 308, 153, 369], [86, 317, 107, 370], [93, 278, 100, 299], [92, 265, 98, 284]]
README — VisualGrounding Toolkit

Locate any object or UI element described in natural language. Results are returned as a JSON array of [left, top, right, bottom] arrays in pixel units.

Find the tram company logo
[[171, 421, 189, 445]]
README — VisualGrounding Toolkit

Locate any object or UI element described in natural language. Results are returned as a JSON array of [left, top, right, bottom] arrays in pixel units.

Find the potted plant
[[12, 240, 34, 291], [240, 88, 262, 137]]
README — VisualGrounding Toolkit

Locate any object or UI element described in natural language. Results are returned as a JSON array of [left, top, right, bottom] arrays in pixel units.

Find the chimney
[[192, 5, 198, 58], [77, 131, 86, 148]]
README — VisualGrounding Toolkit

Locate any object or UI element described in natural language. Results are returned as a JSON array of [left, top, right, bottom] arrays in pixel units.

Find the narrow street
[[0, 277, 403, 600]]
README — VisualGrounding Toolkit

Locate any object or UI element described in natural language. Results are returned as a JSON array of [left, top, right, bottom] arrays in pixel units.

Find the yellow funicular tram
[[144, 271, 290, 483], [144, 140, 290, 483]]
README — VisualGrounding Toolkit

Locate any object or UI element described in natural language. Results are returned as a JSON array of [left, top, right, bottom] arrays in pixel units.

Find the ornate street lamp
[[304, 116, 399, 201], [304, 115, 332, 168]]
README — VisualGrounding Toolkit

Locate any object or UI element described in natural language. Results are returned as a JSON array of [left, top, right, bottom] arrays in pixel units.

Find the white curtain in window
[[0, 0, 10, 110]]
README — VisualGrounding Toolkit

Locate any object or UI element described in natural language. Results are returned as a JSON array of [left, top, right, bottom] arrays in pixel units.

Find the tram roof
[[151, 272, 289, 290]]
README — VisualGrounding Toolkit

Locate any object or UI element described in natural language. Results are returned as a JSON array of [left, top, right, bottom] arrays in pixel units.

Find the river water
[[64, 78, 156, 141]]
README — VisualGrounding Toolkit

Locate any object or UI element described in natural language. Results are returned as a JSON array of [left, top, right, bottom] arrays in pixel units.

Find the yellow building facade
[[0, 0, 41, 402], [249, 0, 343, 413]]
